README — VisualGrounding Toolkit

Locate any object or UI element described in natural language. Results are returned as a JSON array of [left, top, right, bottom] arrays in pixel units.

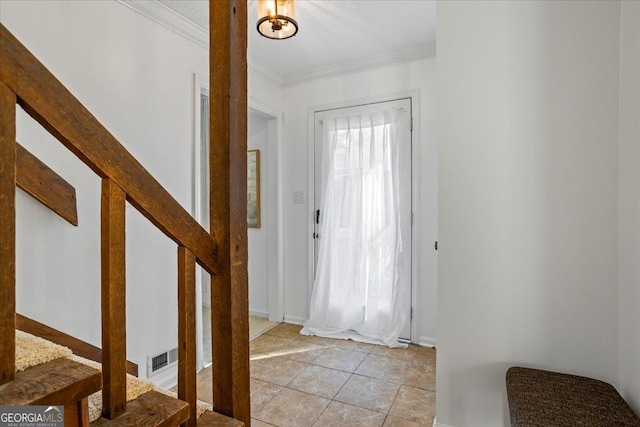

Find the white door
[[313, 98, 412, 340]]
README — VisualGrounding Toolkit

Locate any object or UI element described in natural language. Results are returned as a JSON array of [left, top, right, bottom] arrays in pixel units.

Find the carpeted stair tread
[[69, 355, 155, 422], [15, 329, 72, 371], [155, 387, 213, 419], [90, 390, 189, 427], [10, 330, 235, 426], [0, 357, 101, 406], [197, 410, 244, 427]]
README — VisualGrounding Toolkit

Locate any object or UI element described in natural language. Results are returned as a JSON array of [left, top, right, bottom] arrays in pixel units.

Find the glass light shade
[[257, 0, 298, 40]]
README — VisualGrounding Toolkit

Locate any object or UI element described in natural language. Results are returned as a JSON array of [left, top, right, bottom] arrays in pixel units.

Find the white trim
[[116, 0, 208, 49], [409, 91, 421, 345], [192, 74, 209, 372], [249, 58, 285, 88], [418, 336, 437, 348], [284, 315, 306, 325], [433, 422, 454, 427], [249, 309, 269, 319], [306, 90, 422, 343], [149, 366, 178, 390], [306, 107, 316, 310], [114, 0, 284, 88], [192, 73, 208, 228], [248, 96, 281, 125], [285, 42, 436, 87]]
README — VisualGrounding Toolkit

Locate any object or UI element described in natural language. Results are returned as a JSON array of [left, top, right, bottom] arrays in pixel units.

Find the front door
[[313, 98, 412, 340]]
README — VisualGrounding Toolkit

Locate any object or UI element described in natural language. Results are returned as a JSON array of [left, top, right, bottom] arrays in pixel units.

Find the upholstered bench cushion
[[506, 367, 640, 427]]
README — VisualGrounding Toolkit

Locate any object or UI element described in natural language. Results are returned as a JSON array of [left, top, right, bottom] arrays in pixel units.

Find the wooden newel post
[[209, 0, 250, 426], [0, 81, 16, 386]]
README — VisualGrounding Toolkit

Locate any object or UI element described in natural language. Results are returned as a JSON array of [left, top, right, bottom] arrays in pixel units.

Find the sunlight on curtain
[[301, 109, 408, 348]]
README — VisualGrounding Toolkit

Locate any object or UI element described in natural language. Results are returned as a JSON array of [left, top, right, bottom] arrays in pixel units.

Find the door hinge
[[410, 307, 413, 320], [411, 212, 414, 226], [410, 116, 413, 131]]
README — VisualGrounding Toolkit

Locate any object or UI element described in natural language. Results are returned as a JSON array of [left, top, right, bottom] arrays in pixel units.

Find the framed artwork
[[247, 150, 260, 228]]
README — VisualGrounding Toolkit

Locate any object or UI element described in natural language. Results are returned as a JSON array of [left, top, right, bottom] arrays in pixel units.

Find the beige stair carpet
[[70, 355, 212, 422], [15, 330, 72, 371], [14, 330, 211, 422], [69, 355, 155, 422]]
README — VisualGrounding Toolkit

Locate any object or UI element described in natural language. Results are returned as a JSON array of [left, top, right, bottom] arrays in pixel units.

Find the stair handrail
[[0, 25, 218, 277]]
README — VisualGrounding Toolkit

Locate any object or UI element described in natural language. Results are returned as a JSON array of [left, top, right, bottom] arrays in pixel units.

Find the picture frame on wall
[[247, 149, 260, 228]]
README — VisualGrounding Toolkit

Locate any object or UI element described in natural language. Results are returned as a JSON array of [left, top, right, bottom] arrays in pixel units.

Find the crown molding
[[249, 57, 285, 88], [283, 41, 436, 87], [115, 1, 433, 89], [115, 0, 208, 49], [116, 0, 285, 88]]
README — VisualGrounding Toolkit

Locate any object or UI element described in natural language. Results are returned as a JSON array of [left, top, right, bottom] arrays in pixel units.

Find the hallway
[[196, 323, 436, 426]]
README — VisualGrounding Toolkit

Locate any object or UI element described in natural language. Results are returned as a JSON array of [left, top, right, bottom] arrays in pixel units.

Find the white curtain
[[301, 109, 408, 348]]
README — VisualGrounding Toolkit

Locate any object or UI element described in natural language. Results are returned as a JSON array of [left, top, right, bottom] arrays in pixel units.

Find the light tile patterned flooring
[[196, 323, 436, 427], [249, 315, 280, 340], [203, 309, 278, 365]]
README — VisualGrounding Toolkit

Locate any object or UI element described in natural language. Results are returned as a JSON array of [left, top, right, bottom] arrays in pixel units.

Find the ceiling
[[158, 0, 436, 80]]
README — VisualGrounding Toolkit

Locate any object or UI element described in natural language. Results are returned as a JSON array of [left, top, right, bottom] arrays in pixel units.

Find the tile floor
[[196, 323, 436, 427], [202, 308, 279, 365], [249, 316, 280, 340]]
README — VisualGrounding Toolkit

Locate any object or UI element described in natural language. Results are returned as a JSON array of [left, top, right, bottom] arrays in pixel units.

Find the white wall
[[249, 68, 283, 116], [2, 0, 207, 384], [282, 58, 438, 344], [437, 2, 621, 425], [618, 0, 640, 415], [248, 112, 269, 318]]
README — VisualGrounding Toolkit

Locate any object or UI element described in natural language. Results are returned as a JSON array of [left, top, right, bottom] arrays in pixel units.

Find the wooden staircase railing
[[0, 1, 249, 426]]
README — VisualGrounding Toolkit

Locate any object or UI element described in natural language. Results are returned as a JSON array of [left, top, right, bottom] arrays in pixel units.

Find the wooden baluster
[[177, 246, 197, 427], [0, 81, 16, 385], [101, 178, 127, 419], [210, 1, 250, 425]]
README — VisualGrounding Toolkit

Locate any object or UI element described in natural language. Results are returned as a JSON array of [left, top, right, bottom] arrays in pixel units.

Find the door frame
[[246, 97, 285, 324], [194, 74, 285, 370], [306, 90, 421, 343]]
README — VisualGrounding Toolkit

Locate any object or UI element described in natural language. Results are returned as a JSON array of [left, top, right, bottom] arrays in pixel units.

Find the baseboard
[[283, 315, 306, 325], [433, 422, 454, 427], [249, 309, 269, 318], [419, 336, 437, 347], [149, 366, 178, 390]]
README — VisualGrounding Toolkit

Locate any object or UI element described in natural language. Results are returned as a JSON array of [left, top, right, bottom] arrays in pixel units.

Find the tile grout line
[[252, 340, 332, 426], [250, 326, 435, 426], [252, 383, 285, 426]]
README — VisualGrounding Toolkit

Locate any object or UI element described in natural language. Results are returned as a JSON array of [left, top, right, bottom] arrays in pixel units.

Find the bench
[[506, 366, 640, 426]]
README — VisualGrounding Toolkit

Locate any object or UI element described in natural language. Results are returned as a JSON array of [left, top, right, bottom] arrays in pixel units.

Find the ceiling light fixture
[[257, 0, 298, 40]]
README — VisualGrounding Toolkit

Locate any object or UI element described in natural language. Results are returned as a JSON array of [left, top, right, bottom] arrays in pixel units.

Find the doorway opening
[[193, 75, 284, 369]]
